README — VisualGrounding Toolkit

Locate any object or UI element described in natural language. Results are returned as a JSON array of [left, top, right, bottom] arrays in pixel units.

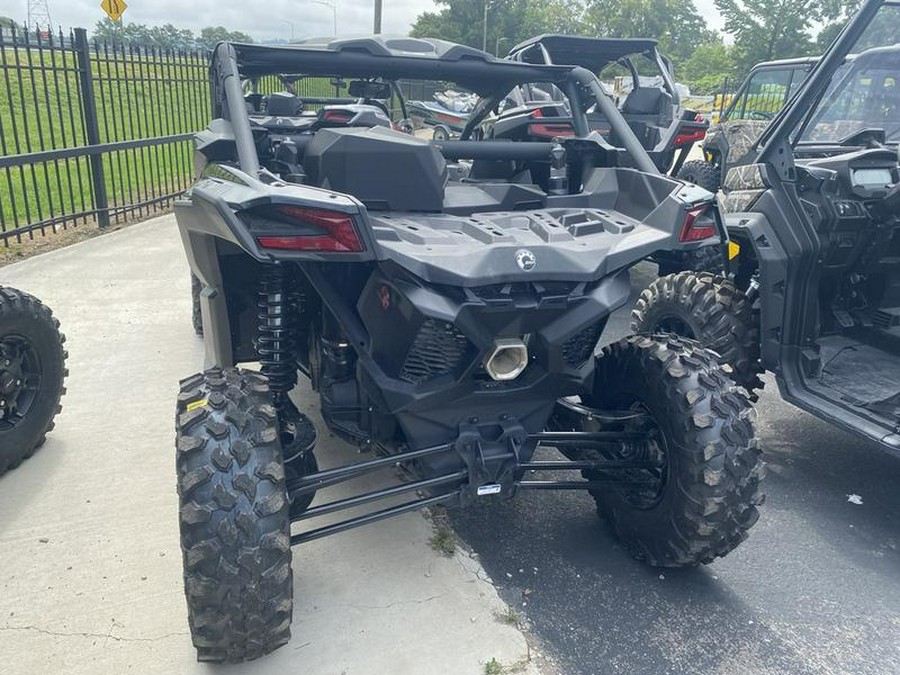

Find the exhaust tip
[[484, 338, 529, 381]]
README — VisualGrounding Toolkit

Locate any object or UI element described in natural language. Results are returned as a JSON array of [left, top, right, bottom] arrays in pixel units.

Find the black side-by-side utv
[[174, 36, 762, 663], [0, 287, 67, 475], [633, 0, 900, 452], [504, 35, 708, 176]]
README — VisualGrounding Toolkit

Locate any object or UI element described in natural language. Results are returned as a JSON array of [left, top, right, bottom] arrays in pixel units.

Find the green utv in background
[[678, 56, 818, 193]]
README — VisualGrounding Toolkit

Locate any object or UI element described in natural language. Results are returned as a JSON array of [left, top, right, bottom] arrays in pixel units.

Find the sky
[[13, 0, 726, 41]]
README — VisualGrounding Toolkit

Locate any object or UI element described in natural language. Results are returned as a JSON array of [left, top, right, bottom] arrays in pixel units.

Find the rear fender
[[179, 163, 379, 263]]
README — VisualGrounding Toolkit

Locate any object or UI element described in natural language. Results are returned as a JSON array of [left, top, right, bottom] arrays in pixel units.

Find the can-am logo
[[515, 249, 536, 271]]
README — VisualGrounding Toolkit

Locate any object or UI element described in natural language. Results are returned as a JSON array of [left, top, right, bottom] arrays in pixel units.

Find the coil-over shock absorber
[[257, 262, 297, 407], [257, 263, 316, 468]]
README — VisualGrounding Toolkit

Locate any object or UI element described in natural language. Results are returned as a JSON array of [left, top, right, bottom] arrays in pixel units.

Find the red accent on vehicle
[[257, 207, 364, 252], [678, 204, 717, 243], [527, 108, 574, 137], [436, 112, 464, 124], [673, 127, 707, 147], [322, 109, 354, 123], [527, 123, 575, 138]]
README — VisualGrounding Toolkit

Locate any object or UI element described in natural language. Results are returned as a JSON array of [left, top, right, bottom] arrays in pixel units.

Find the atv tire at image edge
[[557, 335, 764, 567], [176, 368, 295, 663], [0, 287, 67, 476], [677, 158, 720, 194], [631, 272, 765, 399]]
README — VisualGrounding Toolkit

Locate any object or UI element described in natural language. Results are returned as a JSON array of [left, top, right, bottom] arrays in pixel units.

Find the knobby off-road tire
[[632, 272, 764, 400], [0, 287, 67, 476], [176, 368, 293, 663], [190, 274, 203, 336], [677, 159, 720, 194], [584, 335, 764, 567]]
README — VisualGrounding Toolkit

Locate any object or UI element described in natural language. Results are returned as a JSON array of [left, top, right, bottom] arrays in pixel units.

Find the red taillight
[[674, 128, 706, 146], [678, 204, 717, 242], [322, 109, 354, 123], [528, 108, 574, 137], [256, 206, 364, 252], [528, 123, 575, 138]]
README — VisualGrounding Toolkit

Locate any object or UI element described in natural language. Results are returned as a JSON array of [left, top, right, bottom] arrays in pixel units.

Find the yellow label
[[728, 241, 741, 260], [185, 398, 208, 412]]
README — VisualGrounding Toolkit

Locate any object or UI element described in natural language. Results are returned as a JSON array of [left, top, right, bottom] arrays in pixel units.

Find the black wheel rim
[[654, 313, 695, 340], [0, 334, 42, 431]]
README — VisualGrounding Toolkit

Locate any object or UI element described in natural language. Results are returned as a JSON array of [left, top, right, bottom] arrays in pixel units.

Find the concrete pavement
[[0, 216, 546, 675]]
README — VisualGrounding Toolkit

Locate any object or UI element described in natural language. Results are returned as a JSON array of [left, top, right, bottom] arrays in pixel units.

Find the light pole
[[495, 36, 510, 56], [374, 0, 383, 34], [482, 0, 490, 53], [281, 20, 295, 42], [311, 0, 338, 36]]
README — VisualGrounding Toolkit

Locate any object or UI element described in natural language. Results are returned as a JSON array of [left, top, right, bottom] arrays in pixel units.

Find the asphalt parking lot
[[0, 217, 898, 674], [452, 264, 900, 675]]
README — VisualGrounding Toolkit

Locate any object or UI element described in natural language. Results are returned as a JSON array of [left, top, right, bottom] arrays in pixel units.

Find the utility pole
[[374, 0, 383, 34], [482, 0, 491, 53]]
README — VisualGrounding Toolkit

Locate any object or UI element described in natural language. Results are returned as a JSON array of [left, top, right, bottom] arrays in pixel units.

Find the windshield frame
[[794, 46, 900, 147]]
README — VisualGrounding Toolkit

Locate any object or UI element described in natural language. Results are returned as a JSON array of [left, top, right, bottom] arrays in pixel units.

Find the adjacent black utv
[[0, 287, 67, 475], [634, 0, 900, 451], [174, 36, 762, 663], [506, 35, 709, 175]]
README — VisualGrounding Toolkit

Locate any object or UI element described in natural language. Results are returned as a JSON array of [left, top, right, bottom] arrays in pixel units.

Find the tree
[[713, 0, 845, 75], [679, 40, 734, 94], [411, 0, 584, 55], [581, 0, 716, 67], [148, 24, 195, 50], [0, 16, 16, 31], [198, 26, 253, 49]]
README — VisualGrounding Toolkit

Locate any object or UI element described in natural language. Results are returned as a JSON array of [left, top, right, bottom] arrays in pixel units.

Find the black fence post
[[73, 28, 110, 228]]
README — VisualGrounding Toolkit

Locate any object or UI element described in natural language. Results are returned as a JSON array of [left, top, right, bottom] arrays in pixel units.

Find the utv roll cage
[[506, 35, 708, 175], [210, 36, 660, 177]]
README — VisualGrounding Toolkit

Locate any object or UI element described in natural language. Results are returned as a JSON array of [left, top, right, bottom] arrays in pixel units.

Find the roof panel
[[509, 35, 659, 72], [219, 37, 576, 96]]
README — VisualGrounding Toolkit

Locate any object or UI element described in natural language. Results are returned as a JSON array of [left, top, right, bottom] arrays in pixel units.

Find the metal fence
[[0, 29, 453, 246], [0, 26, 209, 244]]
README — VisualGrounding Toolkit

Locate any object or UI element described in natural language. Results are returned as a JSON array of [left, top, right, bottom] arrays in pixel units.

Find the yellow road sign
[[101, 0, 127, 22]]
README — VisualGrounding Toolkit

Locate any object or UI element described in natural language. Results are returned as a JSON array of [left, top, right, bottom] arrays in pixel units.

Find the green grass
[[0, 40, 419, 239], [0, 45, 208, 234], [428, 525, 457, 557]]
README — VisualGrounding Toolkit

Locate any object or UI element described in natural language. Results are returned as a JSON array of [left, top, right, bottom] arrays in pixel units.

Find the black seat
[[620, 87, 671, 118], [265, 92, 304, 116]]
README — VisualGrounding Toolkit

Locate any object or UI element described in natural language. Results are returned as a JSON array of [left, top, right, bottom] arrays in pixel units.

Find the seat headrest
[[266, 92, 304, 117]]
